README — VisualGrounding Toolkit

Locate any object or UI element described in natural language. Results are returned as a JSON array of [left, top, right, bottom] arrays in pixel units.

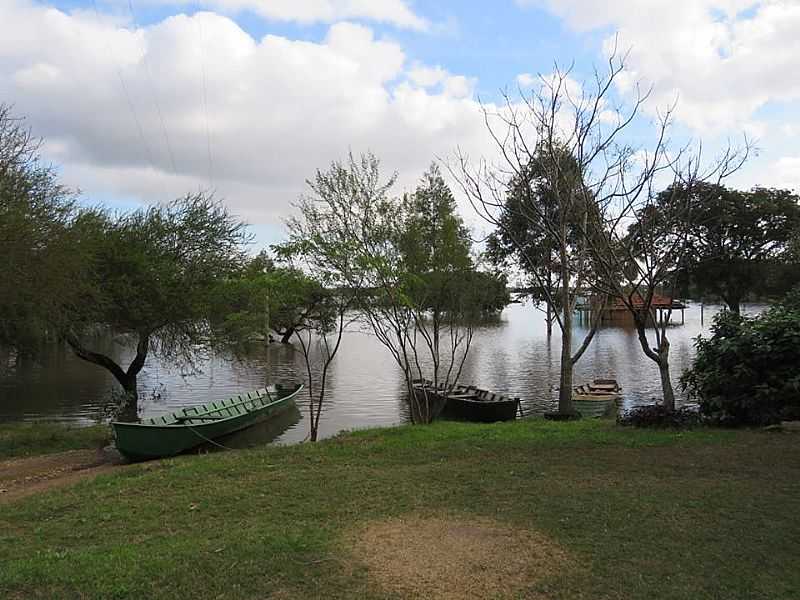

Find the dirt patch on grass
[[349, 515, 568, 599], [0, 448, 121, 504]]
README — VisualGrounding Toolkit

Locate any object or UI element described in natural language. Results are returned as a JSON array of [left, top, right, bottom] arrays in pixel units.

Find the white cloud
[[0, 0, 491, 235], [521, 0, 800, 133], [141, 0, 429, 30], [442, 75, 475, 99], [408, 63, 448, 88], [765, 156, 800, 191], [406, 63, 475, 99], [516, 72, 536, 88]]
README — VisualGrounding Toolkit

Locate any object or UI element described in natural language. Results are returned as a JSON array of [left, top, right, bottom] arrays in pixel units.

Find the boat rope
[[184, 387, 278, 452], [184, 422, 235, 451]]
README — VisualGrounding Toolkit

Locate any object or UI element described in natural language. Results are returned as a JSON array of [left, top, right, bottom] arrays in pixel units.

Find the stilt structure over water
[[576, 292, 687, 325]]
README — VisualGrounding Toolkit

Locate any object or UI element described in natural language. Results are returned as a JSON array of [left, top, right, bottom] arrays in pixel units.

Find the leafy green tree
[[397, 164, 506, 404], [0, 104, 92, 354], [212, 254, 327, 346], [655, 183, 800, 313], [486, 148, 595, 337], [682, 287, 800, 425], [282, 156, 505, 423], [64, 194, 249, 419]]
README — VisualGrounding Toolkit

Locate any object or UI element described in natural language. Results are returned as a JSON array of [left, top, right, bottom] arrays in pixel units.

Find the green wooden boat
[[112, 383, 304, 461]]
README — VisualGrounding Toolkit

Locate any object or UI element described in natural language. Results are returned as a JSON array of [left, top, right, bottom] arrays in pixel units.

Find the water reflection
[[206, 404, 303, 450], [0, 302, 762, 443]]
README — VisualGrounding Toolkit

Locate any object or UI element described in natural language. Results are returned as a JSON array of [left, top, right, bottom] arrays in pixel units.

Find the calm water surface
[[0, 302, 754, 444]]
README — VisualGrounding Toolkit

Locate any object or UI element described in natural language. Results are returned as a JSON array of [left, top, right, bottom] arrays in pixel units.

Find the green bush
[[681, 289, 800, 425], [617, 404, 703, 429]]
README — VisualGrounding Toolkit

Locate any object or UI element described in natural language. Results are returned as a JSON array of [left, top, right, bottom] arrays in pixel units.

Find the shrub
[[617, 404, 703, 429], [681, 290, 800, 426]]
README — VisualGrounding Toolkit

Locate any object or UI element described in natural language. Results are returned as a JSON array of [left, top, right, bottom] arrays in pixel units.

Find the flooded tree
[[653, 184, 800, 313], [64, 194, 249, 420], [0, 105, 252, 419], [452, 48, 748, 414], [281, 155, 506, 424], [289, 289, 354, 442], [451, 60, 628, 417], [485, 146, 597, 339], [211, 253, 328, 346], [591, 168, 749, 411]]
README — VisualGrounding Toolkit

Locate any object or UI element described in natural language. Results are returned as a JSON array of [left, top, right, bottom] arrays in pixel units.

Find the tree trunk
[[632, 317, 676, 411], [65, 331, 149, 421], [116, 373, 140, 422], [279, 327, 295, 344], [558, 333, 573, 414], [558, 253, 574, 415], [658, 357, 675, 412], [725, 297, 741, 315], [309, 413, 318, 442], [546, 304, 553, 337]]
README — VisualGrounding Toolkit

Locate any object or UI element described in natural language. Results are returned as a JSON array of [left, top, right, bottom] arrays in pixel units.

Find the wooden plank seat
[[173, 396, 263, 422]]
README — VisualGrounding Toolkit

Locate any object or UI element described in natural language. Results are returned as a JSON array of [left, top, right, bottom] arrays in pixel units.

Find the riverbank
[[1, 419, 798, 599], [0, 423, 116, 504], [0, 422, 109, 460]]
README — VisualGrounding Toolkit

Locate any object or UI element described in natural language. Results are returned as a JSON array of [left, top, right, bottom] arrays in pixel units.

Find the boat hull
[[572, 396, 615, 418], [412, 381, 520, 423], [112, 385, 303, 461], [572, 379, 621, 418], [442, 396, 520, 422]]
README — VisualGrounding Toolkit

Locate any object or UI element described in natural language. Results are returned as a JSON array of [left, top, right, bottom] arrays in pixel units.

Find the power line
[[116, 71, 158, 171], [127, 0, 178, 174], [91, 0, 158, 174], [196, 12, 214, 188]]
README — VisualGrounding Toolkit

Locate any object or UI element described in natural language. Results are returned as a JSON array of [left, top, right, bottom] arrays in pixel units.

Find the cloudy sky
[[2, 0, 799, 247]]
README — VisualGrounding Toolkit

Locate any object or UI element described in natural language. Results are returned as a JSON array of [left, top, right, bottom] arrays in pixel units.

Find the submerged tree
[[212, 252, 328, 347], [486, 147, 591, 337], [64, 194, 249, 419], [452, 65, 629, 417], [589, 168, 747, 411], [398, 165, 479, 397], [282, 156, 506, 424], [453, 49, 748, 414], [653, 184, 800, 313]]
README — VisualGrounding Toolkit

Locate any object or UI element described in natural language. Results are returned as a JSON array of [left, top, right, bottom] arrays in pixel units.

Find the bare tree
[[292, 290, 354, 442], [452, 48, 749, 414], [586, 148, 749, 410], [450, 51, 648, 416]]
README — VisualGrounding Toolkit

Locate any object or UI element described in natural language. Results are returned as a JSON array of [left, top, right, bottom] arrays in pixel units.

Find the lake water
[[0, 302, 751, 444]]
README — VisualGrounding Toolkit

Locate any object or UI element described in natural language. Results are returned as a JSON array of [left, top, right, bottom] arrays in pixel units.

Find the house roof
[[609, 292, 684, 309]]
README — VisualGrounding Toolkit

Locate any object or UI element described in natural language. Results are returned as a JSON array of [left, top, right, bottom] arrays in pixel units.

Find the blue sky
[[2, 0, 799, 249]]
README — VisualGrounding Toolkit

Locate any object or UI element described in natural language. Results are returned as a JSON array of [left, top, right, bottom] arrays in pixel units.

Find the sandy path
[[0, 448, 122, 504]]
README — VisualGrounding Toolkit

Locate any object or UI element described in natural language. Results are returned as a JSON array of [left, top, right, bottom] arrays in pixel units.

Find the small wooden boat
[[112, 383, 304, 461], [572, 379, 621, 418], [412, 379, 520, 423]]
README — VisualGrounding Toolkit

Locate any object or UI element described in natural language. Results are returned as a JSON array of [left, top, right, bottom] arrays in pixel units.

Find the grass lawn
[[0, 422, 110, 460], [1, 419, 798, 599]]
